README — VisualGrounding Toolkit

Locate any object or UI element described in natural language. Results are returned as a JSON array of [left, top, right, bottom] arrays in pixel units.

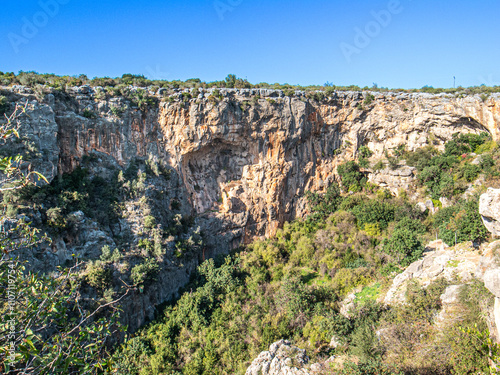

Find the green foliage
[[444, 132, 490, 157], [338, 161, 366, 191], [383, 218, 425, 266], [0, 105, 124, 374], [82, 109, 97, 119], [46, 207, 67, 230], [350, 199, 394, 230], [131, 259, 160, 286], [372, 160, 384, 171], [144, 215, 156, 230], [363, 94, 375, 105], [459, 163, 481, 182], [432, 197, 488, 244], [100, 245, 121, 263], [358, 146, 373, 159], [85, 260, 112, 290], [1, 261, 123, 374], [0, 96, 9, 116], [404, 133, 498, 199], [305, 182, 341, 219]]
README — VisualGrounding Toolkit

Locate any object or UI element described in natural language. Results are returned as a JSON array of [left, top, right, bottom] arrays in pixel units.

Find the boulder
[[480, 188, 500, 237], [245, 340, 310, 375]]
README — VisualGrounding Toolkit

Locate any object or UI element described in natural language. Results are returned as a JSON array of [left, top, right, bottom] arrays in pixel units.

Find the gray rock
[[440, 285, 463, 304], [484, 269, 500, 298], [480, 188, 500, 237], [245, 340, 310, 375]]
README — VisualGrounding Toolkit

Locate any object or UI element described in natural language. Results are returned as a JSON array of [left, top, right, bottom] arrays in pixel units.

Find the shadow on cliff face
[[10, 148, 237, 333], [449, 116, 490, 134]]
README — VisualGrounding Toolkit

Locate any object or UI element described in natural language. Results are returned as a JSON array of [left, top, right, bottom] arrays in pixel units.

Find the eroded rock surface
[[385, 240, 500, 340], [480, 188, 500, 237], [245, 340, 310, 375]]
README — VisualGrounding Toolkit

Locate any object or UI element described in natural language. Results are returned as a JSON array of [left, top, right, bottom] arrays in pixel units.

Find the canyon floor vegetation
[[112, 133, 499, 375]]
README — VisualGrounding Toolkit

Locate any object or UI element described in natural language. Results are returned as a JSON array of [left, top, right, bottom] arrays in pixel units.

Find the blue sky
[[1, 0, 499, 88]]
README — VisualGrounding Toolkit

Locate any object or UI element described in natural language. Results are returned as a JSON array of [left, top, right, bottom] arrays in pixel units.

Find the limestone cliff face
[[4, 86, 500, 248], [158, 90, 500, 243], [3, 86, 500, 332]]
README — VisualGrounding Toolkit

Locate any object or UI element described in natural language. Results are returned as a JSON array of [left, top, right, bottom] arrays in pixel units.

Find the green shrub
[[444, 132, 490, 157], [459, 163, 481, 182], [144, 215, 156, 229], [433, 198, 488, 244], [85, 260, 112, 290], [358, 146, 373, 159], [383, 218, 425, 265], [46, 207, 67, 229], [405, 145, 439, 171], [131, 259, 160, 286], [110, 106, 123, 117], [363, 94, 375, 105], [338, 161, 366, 191], [100, 245, 121, 262], [372, 160, 384, 171], [0, 95, 9, 115], [350, 199, 394, 230], [306, 182, 341, 219], [82, 109, 97, 119]]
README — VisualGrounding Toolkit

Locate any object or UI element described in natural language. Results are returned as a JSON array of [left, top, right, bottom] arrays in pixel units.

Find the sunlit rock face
[[3, 86, 500, 332], [6, 87, 500, 248], [480, 188, 500, 237]]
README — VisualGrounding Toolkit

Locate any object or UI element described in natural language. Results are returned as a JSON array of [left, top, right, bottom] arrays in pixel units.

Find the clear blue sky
[[1, 0, 499, 88]]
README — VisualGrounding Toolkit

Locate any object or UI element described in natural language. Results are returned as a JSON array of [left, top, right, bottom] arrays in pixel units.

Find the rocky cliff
[[2, 85, 500, 331]]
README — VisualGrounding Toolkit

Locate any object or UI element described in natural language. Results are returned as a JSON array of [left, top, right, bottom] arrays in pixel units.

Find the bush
[[383, 218, 425, 266], [131, 259, 160, 286], [85, 260, 112, 290], [350, 199, 394, 230], [338, 162, 366, 191], [100, 245, 121, 262], [306, 183, 341, 219], [459, 163, 481, 182], [444, 132, 490, 157], [144, 215, 156, 229], [46, 207, 67, 229], [82, 109, 97, 119], [0, 95, 9, 115], [433, 198, 488, 244]]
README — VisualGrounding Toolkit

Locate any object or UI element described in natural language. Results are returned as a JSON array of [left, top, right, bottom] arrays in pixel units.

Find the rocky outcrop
[[245, 340, 310, 375], [480, 188, 500, 237], [367, 166, 416, 196], [385, 240, 500, 340]]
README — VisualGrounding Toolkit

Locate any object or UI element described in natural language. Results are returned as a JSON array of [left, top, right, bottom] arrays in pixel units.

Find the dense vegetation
[[1, 71, 500, 96], [112, 133, 498, 374]]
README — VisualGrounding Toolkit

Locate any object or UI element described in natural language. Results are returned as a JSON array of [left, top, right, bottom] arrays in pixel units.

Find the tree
[[383, 218, 425, 266], [337, 161, 366, 191], [0, 103, 126, 374], [306, 182, 341, 219]]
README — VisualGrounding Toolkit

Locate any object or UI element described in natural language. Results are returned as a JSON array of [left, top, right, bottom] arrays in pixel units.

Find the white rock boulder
[[480, 188, 500, 237]]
